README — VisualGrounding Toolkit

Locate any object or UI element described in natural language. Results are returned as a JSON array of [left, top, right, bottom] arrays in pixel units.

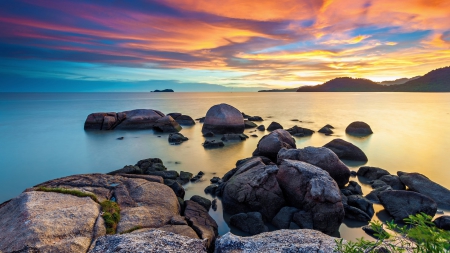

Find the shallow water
[[1, 92, 449, 241]]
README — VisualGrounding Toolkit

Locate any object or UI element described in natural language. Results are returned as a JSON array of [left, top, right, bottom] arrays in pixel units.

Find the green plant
[[335, 213, 450, 253], [101, 200, 121, 234], [36, 186, 98, 203]]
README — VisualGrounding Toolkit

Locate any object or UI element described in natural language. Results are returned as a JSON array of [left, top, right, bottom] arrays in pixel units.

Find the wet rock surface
[[252, 129, 296, 161], [345, 121, 373, 136], [357, 166, 390, 180], [379, 190, 437, 222], [398, 171, 450, 206], [267, 121, 283, 131], [286, 125, 315, 137], [323, 138, 368, 161], [202, 103, 245, 134]]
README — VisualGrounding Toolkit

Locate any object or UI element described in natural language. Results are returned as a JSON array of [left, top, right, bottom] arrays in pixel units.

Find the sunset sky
[[1, 0, 449, 91]]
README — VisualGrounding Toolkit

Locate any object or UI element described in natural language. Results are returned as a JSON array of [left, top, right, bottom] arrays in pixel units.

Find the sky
[[0, 0, 449, 92]]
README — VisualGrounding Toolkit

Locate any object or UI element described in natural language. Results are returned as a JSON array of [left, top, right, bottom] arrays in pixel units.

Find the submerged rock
[[277, 147, 351, 187], [357, 166, 390, 180], [379, 190, 437, 222], [215, 229, 339, 253], [345, 121, 373, 136], [267, 121, 283, 131], [286, 125, 315, 137], [398, 171, 450, 206], [201, 103, 245, 134], [257, 125, 265, 131], [244, 120, 257, 129], [323, 138, 368, 161], [202, 140, 225, 148], [247, 116, 263, 121], [318, 126, 334, 135], [168, 133, 189, 144], [229, 212, 268, 235], [252, 129, 296, 161], [221, 134, 248, 141]]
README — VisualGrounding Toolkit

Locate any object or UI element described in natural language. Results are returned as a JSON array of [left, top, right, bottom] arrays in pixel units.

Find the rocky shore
[[0, 103, 449, 252]]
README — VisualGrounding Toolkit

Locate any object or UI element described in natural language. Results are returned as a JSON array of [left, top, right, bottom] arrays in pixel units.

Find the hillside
[[379, 76, 420, 86], [258, 88, 298, 92], [296, 77, 385, 92], [388, 66, 450, 92]]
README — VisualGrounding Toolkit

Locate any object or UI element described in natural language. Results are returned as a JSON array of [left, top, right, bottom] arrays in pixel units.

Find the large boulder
[[397, 171, 450, 206], [276, 159, 344, 234], [201, 104, 245, 134], [433, 216, 450, 230], [168, 113, 196, 126], [357, 166, 390, 180], [379, 190, 437, 222], [377, 175, 405, 190], [184, 200, 218, 249], [277, 147, 351, 187], [89, 229, 206, 253], [229, 212, 268, 235], [215, 229, 339, 253], [345, 121, 373, 136], [252, 129, 296, 161], [0, 191, 103, 252], [153, 115, 182, 132], [323, 139, 368, 162], [222, 158, 286, 220], [114, 109, 164, 130], [267, 122, 283, 131], [84, 112, 126, 130]]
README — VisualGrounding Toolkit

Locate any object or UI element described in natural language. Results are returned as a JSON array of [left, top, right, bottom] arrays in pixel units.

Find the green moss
[[36, 186, 98, 203], [120, 225, 143, 234], [101, 200, 121, 234]]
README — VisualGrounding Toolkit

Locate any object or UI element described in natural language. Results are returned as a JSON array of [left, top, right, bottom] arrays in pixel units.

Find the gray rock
[[357, 166, 390, 180], [323, 138, 368, 161], [168, 133, 189, 144], [276, 159, 344, 234], [292, 211, 314, 229], [257, 125, 265, 131], [229, 212, 268, 235], [341, 181, 363, 196], [108, 165, 143, 175], [277, 146, 351, 187], [378, 175, 405, 190], [379, 190, 437, 222], [146, 170, 179, 180], [203, 131, 215, 137], [365, 185, 393, 203], [271, 206, 299, 229], [244, 120, 257, 128], [248, 116, 263, 121], [267, 121, 283, 131], [190, 195, 212, 211], [164, 179, 185, 199], [252, 129, 296, 161], [153, 115, 182, 132], [180, 171, 194, 183], [318, 126, 334, 135], [345, 205, 372, 222], [347, 195, 374, 218], [204, 184, 218, 196], [135, 158, 166, 172], [215, 229, 339, 253], [89, 229, 207, 253], [235, 156, 273, 167], [203, 140, 225, 148], [433, 216, 450, 230], [184, 200, 218, 250], [345, 121, 373, 136], [168, 113, 196, 126], [210, 177, 221, 183], [398, 171, 450, 206], [221, 134, 248, 141], [114, 109, 164, 130], [371, 180, 388, 189], [143, 225, 199, 239], [201, 103, 245, 134], [222, 158, 286, 220], [286, 125, 315, 137]]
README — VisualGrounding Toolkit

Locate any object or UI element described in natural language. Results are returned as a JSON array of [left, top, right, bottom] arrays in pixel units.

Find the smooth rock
[[244, 120, 257, 128], [357, 166, 390, 180], [215, 229, 339, 253], [318, 126, 334, 135], [203, 131, 214, 137], [138, 225, 199, 239], [146, 170, 179, 180], [345, 205, 372, 222], [342, 181, 363, 196], [433, 216, 450, 230], [221, 134, 248, 141], [184, 200, 218, 249], [398, 171, 450, 206], [323, 138, 368, 161], [203, 140, 224, 148], [378, 175, 405, 190], [276, 159, 344, 234], [286, 125, 315, 137], [168, 133, 188, 144], [379, 190, 437, 222], [164, 179, 185, 199], [257, 125, 265, 131], [202, 103, 245, 134], [204, 184, 218, 196], [277, 147, 351, 187], [153, 115, 182, 132], [292, 211, 314, 229], [267, 121, 283, 131], [114, 109, 164, 130], [248, 116, 263, 121], [347, 195, 374, 218], [229, 212, 268, 235], [271, 206, 299, 229], [252, 129, 296, 161], [190, 195, 212, 211], [345, 121, 373, 136], [169, 113, 196, 126], [365, 185, 393, 203]]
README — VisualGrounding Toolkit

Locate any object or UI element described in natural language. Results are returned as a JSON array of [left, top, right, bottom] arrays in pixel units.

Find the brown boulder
[[201, 103, 245, 134]]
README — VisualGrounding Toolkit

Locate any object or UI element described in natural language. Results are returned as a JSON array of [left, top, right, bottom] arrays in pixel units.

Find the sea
[[1, 92, 449, 241]]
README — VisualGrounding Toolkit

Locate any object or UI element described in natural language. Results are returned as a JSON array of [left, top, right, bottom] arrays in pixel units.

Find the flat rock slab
[[0, 191, 102, 252], [215, 229, 339, 253], [89, 229, 207, 253], [379, 190, 437, 222], [398, 171, 450, 206]]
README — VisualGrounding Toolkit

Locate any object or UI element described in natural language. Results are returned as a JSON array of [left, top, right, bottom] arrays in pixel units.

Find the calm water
[[1, 92, 450, 241]]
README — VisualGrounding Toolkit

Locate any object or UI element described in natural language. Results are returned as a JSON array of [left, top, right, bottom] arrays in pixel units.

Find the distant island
[[151, 89, 174, 92], [259, 66, 450, 92], [259, 88, 298, 92]]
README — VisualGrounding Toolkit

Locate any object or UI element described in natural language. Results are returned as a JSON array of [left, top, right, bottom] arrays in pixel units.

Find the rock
[[271, 206, 299, 229], [397, 171, 450, 206], [0, 191, 102, 252], [203, 131, 214, 137], [190, 172, 205, 183], [276, 159, 344, 234], [114, 109, 164, 130], [362, 225, 387, 239], [147, 170, 179, 180], [229, 212, 268, 235], [117, 174, 164, 184], [286, 125, 315, 137], [318, 126, 334, 135], [365, 185, 392, 203], [371, 180, 388, 189], [117, 136, 124, 140], [221, 168, 238, 182], [135, 158, 166, 172], [341, 181, 363, 196], [277, 147, 351, 187], [379, 190, 437, 222], [184, 200, 218, 249], [323, 139, 368, 162], [190, 195, 212, 211], [292, 211, 314, 229], [377, 175, 405, 190], [202, 140, 224, 148], [235, 156, 273, 167], [164, 179, 185, 199], [168, 133, 189, 144], [180, 171, 193, 183], [347, 195, 374, 218], [345, 205, 372, 222], [222, 158, 286, 220], [244, 120, 257, 128], [84, 112, 112, 130], [257, 125, 265, 131], [250, 134, 258, 137], [248, 116, 263, 121], [357, 166, 390, 180], [433, 216, 450, 230], [204, 185, 218, 196], [202, 103, 245, 134], [210, 177, 220, 183], [148, 225, 199, 239], [350, 171, 357, 177], [252, 129, 296, 161], [215, 229, 339, 253], [89, 229, 206, 253], [212, 199, 217, 211], [267, 121, 283, 131], [108, 165, 143, 175], [153, 115, 182, 132], [345, 121, 373, 136], [168, 113, 196, 126], [325, 124, 334, 129], [151, 89, 174, 92], [221, 134, 248, 141]]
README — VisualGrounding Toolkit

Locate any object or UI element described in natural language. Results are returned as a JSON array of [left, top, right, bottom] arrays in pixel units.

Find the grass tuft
[[36, 186, 99, 203], [101, 200, 121, 234]]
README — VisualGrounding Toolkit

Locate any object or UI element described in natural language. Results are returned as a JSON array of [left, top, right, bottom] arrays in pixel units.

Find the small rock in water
[[210, 177, 220, 183], [267, 121, 283, 131], [436, 209, 444, 214], [251, 134, 258, 137], [117, 137, 124, 140], [350, 171, 357, 177], [318, 126, 334, 135], [257, 125, 265, 131], [202, 140, 224, 148], [203, 131, 214, 137], [291, 119, 299, 121], [212, 199, 217, 211]]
